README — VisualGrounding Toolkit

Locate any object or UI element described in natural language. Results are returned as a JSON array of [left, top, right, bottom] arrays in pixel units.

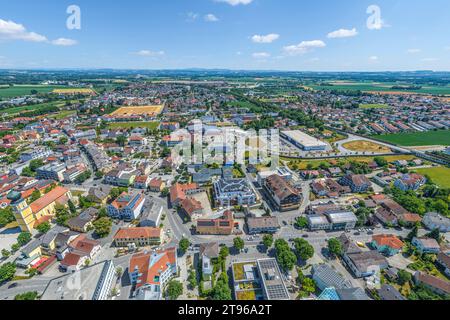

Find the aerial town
[[0, 70, 449, 302], [0, 0, 450, 308]]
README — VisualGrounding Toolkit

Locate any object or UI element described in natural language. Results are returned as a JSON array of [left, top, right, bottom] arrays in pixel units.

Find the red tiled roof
[[373, 234, 404, 250], [114, 227, 161, 240], [30, 186, 70, 213]]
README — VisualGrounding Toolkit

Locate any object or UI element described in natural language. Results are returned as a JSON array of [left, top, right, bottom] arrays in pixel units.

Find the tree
[[14, 291, 39, 300], [297, 269, 316, 298], [1, 249, 10, 259], [294, 217, 308, 229], [274, 239, 297, 271], [427, 229, 442, 243], [29, 190, 41, 203], [211, 272, 232, 300], [219, 246, 229, 261], [166, 280, 183, 300], [233, 237, 245, 252], [161, 187, 170, 197], [10, 243, 20, 253], [0, 262, 16, 283], [110, 188, 121, 200], [98, 207, 108, 218], [17, 232, 32, 246], [262, 234, 274, 249], [55, 204, 71, 226], [95, 171, 104, 179], [116, 267, 123, 279], [188, 268, 197, 290], [179, 238, 190, 255], [36, 222, 51, 234], [407, 225, 419, 241], [374, 157, 388, 167], [68, 200, 77, 215], [327, 238, 343, 258], [0, 207, 15, 228], [397, 270, 412, 286], [93, 217, 112, 238], [294, 238, 314, 261]]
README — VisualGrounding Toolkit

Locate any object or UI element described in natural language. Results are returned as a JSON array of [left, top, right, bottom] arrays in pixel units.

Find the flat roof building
[[281, 130, 327, 151]]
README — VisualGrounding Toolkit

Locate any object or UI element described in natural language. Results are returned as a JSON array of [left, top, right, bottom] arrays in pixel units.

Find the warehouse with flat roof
[[281, 130, 327, 151]]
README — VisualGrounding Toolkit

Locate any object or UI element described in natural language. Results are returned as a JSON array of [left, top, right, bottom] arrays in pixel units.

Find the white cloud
[[0, 19, 47, 42], [204, 14, 219, 22], [134, 50, 165, 57], [186, 12, 199, 22], [252, 52, 270, 59], [283, 40, 326, 56], [215, 0, 253, 5], [421, 58, 438, 62], [327, 28, 358, 39], [407, 48, 421, 54], [51, 38, 78, 46], [252, 33, 280, 44], [369, 55, 379, 61]]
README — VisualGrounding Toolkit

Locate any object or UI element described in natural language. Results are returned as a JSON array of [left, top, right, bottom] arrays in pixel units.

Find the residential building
[[377, 284, 406, 301], [181, 197, 204, 221], [213, 178, 257, 207], [63, 164, 88, 183], [169, 183, 201, 207], [414, 272, 450, 296], [129, 247, 177, 300], [41, 260, 116, 300], [196, 211, 234, 235], [437, 252, 450, 277], [20, 147, 52, 163], [412, 237, 441, 254], [134, 175, 150, 189], [263, 174, 301, 212], [113, 227, 162, 247], [394, 173, 426, 191], [67, 207, 98, 233], [107, 192, 145, 221], [339, 174, 371, 193], [423, 212, 450, 233], [149, 178, 165, 192], [246, 216, 280, 235], [371, 234, 404, 256], [199, 242, 219, 280], [87, 185, 112, 205], [36, 162, 67, 182]]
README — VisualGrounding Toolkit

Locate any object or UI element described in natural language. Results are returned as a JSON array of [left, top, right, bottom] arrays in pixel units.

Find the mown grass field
[[107, 121, 159, 130], [342, 140, 392, 153], [0, 85, 66, 98], [373, 130, 450, 146], [414, 167, 450, 188]]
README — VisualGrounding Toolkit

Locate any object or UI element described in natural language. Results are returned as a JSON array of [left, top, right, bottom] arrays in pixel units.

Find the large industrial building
[[281, 130, 327, 151]]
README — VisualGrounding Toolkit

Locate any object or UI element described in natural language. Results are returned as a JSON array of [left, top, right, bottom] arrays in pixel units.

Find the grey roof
[[199, 242, 219, 259], [378, 284, 406, 301], [336, 287, 371, 300], [312, 264, 353, 290]]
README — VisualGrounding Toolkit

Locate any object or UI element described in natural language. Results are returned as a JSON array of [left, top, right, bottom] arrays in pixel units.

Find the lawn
[[107, 121, 160, 130], [0, 85, 66, 99], [342, 140, 392, 153], [414, 167, 450, 188], [373, 130, 450, 146], [48, 110, 77, 119]]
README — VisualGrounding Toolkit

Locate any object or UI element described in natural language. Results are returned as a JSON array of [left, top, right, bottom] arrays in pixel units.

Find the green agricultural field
[[0, 85, 66, 99], [373, 130, 450, 146], [0, 101, 65, 116], [107, 121, 159, 130], [359, 103, 390, 109], [309, 82, 450, 95], [414, 167, 450, 188]]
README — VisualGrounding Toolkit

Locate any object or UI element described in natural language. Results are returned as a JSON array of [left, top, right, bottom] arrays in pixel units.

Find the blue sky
[[0, 0, 449, 71]]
